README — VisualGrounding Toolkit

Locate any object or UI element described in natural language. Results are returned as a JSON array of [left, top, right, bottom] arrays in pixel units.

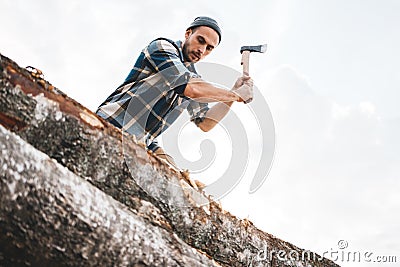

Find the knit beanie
[[187, 16, 222, 43]]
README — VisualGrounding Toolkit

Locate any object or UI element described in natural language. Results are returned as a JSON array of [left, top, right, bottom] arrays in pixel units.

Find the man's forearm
[[197, 101, 234, 132], [184, 78, 240, 103]]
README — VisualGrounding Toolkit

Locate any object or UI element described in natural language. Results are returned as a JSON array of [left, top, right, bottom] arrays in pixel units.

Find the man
[[96, 16, 253, 167]]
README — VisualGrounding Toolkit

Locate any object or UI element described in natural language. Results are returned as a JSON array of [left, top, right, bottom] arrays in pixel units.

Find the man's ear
[[185, 29, 192, 40]]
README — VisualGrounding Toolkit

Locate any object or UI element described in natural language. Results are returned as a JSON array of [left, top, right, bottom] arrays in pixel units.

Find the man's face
[[182, 26, 219, 63]]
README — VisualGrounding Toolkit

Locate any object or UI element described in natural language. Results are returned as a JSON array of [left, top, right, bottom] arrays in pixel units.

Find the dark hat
[[187, 16, 222, 43]]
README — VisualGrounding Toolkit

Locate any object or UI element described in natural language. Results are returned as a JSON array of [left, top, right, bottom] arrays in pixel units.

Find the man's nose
[[198, 45, 207, 54]]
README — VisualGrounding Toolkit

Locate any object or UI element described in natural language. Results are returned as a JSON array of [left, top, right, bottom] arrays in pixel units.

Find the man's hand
[[231, 76, 254, 103], [232, 75, 253, 89]]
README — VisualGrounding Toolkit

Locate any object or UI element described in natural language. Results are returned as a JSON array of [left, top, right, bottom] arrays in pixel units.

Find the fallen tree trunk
[[0, 53, 339, 267], [0, 125, 219, 267]]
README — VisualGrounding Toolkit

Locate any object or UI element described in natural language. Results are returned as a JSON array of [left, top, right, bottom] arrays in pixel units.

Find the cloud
[[221, 65, 400, 260]]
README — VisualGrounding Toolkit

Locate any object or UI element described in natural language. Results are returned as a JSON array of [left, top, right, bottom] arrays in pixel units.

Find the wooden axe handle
[[241, 50, 250, 76], [240, 50, 253, 103]]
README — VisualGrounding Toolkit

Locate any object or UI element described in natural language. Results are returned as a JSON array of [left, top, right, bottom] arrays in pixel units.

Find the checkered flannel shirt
[[96, 38, 209, 152]]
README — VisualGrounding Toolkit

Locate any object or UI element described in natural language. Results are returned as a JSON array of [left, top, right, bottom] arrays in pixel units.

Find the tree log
[[0, 125, 219, 267], [0, 53, 339, 267]]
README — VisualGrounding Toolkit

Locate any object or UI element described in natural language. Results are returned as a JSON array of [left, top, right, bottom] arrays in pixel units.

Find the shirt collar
[[175, 40, 185, 61]]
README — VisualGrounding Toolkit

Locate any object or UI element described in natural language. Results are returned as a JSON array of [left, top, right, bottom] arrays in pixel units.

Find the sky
[[1, 0, 400, 266]]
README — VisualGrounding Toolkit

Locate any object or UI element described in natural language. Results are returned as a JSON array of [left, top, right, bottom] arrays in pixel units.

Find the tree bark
[[0, 125, 219, 267], [0, 53, 339, 267]]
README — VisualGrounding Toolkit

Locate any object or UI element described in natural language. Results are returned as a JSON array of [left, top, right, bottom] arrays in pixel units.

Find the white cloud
[[359, 101, 376, 116], [222, 65, 400, 266]]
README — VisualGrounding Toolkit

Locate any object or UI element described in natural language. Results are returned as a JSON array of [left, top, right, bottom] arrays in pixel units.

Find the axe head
[[240, 44, 267, 54]]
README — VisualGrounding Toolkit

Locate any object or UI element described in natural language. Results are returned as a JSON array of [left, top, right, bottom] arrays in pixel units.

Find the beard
[[182, 42, 200, 63], [182, 42, 192, 62]]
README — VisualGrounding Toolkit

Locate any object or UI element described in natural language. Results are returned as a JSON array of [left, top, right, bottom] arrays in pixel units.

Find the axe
[[240, 44, 267, 103]]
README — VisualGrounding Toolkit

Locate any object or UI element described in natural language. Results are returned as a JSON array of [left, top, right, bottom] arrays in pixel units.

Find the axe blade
[[240, 44, 268, 54]]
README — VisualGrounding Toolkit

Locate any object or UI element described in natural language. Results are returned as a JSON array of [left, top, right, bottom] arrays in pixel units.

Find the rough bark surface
[[0, 126, 219, 267], [0, 53, 339, 267]]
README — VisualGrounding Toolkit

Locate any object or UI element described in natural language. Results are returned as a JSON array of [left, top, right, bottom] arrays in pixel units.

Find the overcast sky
[[1, 0, 399, 266]]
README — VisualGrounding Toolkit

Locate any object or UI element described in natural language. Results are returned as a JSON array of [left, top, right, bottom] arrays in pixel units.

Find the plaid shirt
[[96, 38, 209, 152]]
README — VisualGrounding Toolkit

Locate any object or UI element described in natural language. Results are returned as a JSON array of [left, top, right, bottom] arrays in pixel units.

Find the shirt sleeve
[[145, 39, 200, 95], [187, 99, 210, 126], [146, 139, 161, 153]]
